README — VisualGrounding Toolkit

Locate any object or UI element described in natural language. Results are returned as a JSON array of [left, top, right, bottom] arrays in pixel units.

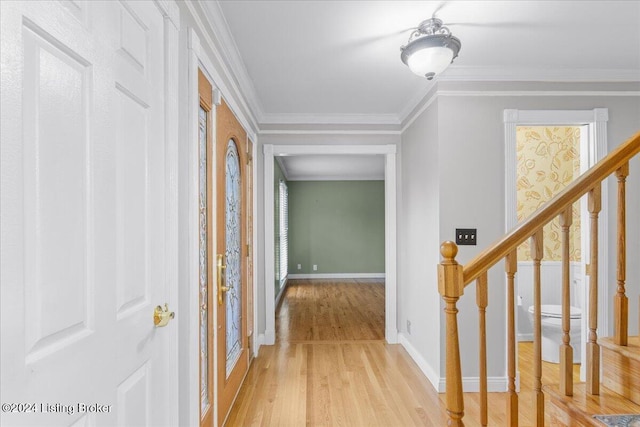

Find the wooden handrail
[[439, 129, 639, 426], [462, 130, 640, 286]]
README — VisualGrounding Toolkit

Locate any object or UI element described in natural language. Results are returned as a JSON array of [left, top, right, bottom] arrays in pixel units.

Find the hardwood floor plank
[[228, 279, 587, 426], [277, 279, 385, 342]]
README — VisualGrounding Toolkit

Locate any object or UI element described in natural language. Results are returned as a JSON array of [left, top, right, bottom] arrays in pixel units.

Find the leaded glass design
[[198, 106, 209, 413], [225, 139, 242, 377]]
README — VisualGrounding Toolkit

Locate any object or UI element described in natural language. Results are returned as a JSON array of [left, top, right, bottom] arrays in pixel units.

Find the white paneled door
[[1, 1, 178, 426]]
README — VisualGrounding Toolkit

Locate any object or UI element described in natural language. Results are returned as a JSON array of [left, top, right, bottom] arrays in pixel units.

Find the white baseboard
[[385, 328, 398, 344], [438, 376, 509, 393], [263, 330, 275, 345], [287, 273, 385, 279], [398, 333, 442, 392], [398, 333, 510, 393]]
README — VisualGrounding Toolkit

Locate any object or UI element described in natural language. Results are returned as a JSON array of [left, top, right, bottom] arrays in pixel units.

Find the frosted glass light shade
[[407, 46, 454, 78], [400, 33, 461, 80]]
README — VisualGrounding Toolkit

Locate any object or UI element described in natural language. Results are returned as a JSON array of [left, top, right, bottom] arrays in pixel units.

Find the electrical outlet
[[455, 228, 477, 245], [297, 264, 301, 270], [313, 265, 317, 271], [407, 320, 411, 334]]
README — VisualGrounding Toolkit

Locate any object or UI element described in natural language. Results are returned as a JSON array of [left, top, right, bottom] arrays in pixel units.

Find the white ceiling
[[277, 155, 385, 181], [211, 0, 640, 126]]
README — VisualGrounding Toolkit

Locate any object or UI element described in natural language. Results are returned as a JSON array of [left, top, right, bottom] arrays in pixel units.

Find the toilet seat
[[527, 304, 581, 319]]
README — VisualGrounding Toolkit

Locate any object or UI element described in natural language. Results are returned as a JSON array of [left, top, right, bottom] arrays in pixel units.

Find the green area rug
[[593, 415, 640, 426]]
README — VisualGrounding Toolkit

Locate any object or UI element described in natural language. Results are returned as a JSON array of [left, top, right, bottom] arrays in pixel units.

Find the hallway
[[226, 280, 583, 426], [276, 279, 385, 342], [227, 279, 450, 425]]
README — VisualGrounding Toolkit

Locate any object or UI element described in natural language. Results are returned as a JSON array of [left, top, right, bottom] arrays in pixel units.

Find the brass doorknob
[[153, 303, 175, 327]]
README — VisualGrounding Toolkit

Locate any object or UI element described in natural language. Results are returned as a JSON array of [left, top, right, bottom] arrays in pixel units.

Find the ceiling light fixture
[[400, 18, 461, 80]]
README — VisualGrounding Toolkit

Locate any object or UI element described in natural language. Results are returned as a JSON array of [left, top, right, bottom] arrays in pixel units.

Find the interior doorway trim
[[263, 144, 398, 345], [504, 108, 609, 381]]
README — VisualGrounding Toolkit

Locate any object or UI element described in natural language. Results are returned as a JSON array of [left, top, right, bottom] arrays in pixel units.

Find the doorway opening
[[515, 125, 585, 368], [273, 154, 386, 342], [263, 145, 398, 346], [504, 108, 609, 383]]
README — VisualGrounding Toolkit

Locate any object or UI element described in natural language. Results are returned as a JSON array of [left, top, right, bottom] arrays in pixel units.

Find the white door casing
[[262, 144, 398, 346], [504, 109, 609, 383], [0, 1, 179, 426]]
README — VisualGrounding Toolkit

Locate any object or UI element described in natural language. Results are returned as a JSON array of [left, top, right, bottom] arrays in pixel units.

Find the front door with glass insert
[[216, 99, 249, 426]]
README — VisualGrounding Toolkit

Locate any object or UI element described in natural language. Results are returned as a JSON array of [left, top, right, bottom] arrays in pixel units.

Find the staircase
[[437, 130, 640, 426], [600, 337, 640, 405], [545, 337, 640, 425]]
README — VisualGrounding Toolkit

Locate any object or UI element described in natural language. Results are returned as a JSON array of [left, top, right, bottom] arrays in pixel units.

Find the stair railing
[[438, 130, 640, 426]]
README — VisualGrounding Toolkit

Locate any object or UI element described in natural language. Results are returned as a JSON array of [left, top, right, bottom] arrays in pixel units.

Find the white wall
[[397, 100, 442, 388], [436, 94, 508, 382], [399, 81, 640, 390]]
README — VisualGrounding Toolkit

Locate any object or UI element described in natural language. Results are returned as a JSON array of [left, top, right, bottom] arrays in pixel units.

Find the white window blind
[[279, 181, 288, 284]]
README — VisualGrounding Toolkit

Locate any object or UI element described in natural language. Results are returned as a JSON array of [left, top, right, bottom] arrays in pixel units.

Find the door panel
[[0, 1, 175, 426], [22, 16, 93, 364], [216, 100, 249, 426]]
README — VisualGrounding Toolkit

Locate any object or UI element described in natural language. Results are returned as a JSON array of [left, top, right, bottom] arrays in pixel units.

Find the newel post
[[439, 241, 465, 426]]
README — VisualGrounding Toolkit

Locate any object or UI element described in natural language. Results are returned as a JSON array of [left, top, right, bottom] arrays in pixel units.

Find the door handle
[[153, 303, 175, 327], [217, 254, 229, 305]]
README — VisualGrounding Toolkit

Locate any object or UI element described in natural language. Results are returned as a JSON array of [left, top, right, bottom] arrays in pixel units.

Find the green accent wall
[[274, 160, 287, 298], [288, 181, 385, 274]]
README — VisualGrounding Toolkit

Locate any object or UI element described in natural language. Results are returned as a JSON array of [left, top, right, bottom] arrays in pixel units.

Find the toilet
[[527, 304, 581, 364]]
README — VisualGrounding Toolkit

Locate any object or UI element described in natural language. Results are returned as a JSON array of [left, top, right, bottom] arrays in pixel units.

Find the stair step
[[600, 336, 640, 363], [600, 336, 640, 406], [545, 383, 640, 427]]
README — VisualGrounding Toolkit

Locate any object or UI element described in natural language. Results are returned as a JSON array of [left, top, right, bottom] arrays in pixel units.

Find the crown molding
[[397, 82, 437, 126], [258, 67, 639, 129], [274, 156, 290, 180], [439, 90, 640, 97], [197, 0, 265, 123], [400, 88, 439, 133], [260, 129, 402, 136], [267, 144, 397, 156], [439, 66, 640, 83], [257, 68, 640, 131], [286, 174, 384, 181], [153, 0, 180, 29], [400, 87, 640, 133], [260, 112, 400, 126], [184, 1, 259, 140]]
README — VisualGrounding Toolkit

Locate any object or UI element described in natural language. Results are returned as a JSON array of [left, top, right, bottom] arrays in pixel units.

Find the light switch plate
[[456, 228, 477, 245]]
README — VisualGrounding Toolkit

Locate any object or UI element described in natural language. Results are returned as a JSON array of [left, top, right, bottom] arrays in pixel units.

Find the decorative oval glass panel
[[225, 139, 242, 377]]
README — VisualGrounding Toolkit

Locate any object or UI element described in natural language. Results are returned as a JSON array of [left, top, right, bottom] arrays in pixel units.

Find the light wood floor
[[227, 280, 581, 426], [276, 279, 385, 342]]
